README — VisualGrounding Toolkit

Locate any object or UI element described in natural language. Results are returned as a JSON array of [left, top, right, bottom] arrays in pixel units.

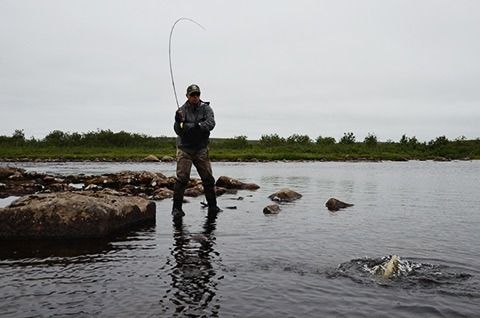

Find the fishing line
[[168, 17, 206, 109]]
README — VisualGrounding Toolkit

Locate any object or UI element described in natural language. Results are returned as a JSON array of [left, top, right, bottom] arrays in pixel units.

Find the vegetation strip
[[1, 130, 479, 161]]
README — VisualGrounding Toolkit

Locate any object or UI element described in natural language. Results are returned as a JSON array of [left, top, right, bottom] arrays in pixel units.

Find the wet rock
[[143, 155, 160, 162], [161, 155, 175, 162], [8, 172, 25, 181], [0, 167, 25, 180], [215, 187, 237, 197], [85, 171, 168, 190], [268, 188, 302, 202], [0, 191, 155, 239], [46, 183, 69, 192], [151, 188, 174, 200], [263, 204, 281, 214], [184, 184, 204, 197], [215, 176, 259, 190], [325, 198, 354, 211]]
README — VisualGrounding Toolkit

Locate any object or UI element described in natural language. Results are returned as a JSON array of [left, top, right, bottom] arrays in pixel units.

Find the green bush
[[316, 136, 336, 145], [222, 136, 249, 149], [286, 134, 312, 145], [340, 132, 356, 144], [364, 133, 377, 147], [260, 134, 286, 146]]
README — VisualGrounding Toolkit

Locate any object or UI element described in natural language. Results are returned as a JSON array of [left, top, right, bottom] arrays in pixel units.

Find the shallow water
[[1, 161, 479, 317]]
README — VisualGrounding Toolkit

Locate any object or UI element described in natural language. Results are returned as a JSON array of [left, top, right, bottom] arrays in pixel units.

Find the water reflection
[[163, 212, 221, 317], [0, 239, 113, 261]]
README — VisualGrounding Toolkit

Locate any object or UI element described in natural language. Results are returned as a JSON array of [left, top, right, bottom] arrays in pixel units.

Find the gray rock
[[268, 188, 302, 202], [0, 191, 155, 239]]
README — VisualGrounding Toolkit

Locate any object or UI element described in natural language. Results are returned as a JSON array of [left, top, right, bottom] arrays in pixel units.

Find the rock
[[263, 204, 281, 214], [161, 155, 175, 162], [143, 155, 160, 162], [215, 187, 237, 197], [215, 176, 260, 190], [268, 188, 302, 202], [152, 188, 174, 200], [325, 198, 354, 211], [0, 191, 155, 239], [0, 167, 25, 180], [184, 184, 204, 197]]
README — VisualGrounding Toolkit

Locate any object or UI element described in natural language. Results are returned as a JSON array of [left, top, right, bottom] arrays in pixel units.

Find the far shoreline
[[0, 157, 476, 164]]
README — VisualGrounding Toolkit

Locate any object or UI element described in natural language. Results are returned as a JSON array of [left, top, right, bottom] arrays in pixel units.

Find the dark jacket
[[174, 100, 216, 152]]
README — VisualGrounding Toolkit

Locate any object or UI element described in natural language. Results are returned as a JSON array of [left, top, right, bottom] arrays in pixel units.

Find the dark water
[[1, 161, 479, 317]]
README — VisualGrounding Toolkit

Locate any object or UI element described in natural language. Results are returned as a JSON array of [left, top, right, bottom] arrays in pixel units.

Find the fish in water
[[383, 255, 400, 278], [372, 255, 400, 278]]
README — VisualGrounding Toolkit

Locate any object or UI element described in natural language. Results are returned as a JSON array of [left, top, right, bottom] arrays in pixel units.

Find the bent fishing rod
[[168, 17, 206, 109]]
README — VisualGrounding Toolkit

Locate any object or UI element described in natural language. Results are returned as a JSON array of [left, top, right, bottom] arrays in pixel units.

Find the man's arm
[[198, 103, 216, 131], [173, 109, 184, 136]]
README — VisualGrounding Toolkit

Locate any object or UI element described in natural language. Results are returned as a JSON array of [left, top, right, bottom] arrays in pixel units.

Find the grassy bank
[[1, 130, 479, 161]]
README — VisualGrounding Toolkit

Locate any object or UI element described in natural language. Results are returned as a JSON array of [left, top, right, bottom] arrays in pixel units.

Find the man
[[172, 84, 221, 220]]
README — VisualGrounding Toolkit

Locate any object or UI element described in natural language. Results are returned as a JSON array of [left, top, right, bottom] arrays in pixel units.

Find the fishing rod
[[168, 17, 206, 109]]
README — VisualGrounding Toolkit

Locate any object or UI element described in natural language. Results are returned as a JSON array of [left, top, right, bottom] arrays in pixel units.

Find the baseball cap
[[186, 84, 201, 96]]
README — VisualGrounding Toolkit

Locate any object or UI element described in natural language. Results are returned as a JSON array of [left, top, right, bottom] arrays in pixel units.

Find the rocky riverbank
[[0, 166, 261, 239], [0, 166, 259, 200]]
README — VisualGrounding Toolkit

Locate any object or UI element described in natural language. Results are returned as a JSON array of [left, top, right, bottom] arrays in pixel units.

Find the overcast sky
[[1, 0, 479, 141]]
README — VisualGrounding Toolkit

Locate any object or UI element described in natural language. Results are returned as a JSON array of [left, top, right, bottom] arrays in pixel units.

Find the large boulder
[[0, 191, 155, 239], [215, 176, 260, 190], [268, 188, 302, 202], [325, 198, 354, 211]]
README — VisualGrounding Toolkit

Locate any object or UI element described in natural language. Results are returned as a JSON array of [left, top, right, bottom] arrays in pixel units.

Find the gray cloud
[[1, 0, 479, 141]]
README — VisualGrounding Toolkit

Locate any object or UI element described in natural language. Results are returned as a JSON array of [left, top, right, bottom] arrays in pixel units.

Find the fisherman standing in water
[[172, 84, 221, 221]]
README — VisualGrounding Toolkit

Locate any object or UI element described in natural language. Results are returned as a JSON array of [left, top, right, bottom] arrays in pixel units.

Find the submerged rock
[[325, 198, 354, 211], [215, 176, 260, 190], [268, 188, 302, 202], [263, 204, 281, 214], [0, 191, 155, 239]]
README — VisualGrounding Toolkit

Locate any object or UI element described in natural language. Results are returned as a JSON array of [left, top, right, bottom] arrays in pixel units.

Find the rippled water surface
[[1, 161, 479, 317]]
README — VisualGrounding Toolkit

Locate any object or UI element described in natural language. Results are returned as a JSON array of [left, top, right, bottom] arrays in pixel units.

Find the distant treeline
[[1, 129, 479, 161], [0, 129, 176, 148]]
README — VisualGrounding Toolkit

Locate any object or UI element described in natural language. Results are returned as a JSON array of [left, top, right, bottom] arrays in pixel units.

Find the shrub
[[429, 135, 449, 148], [223, 135, 249, 149], [339, 132, 356, 144], [260, 134, 286, 146], [316, 136, 336, 145], [364, 133, 377, 147], [286, 134, 312, 145]]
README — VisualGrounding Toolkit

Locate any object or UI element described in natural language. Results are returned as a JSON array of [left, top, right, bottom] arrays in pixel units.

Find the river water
[[1, 161, 479, 317]]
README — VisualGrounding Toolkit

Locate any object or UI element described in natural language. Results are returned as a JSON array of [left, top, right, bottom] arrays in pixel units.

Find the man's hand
[[175, 110, 184, 123]]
